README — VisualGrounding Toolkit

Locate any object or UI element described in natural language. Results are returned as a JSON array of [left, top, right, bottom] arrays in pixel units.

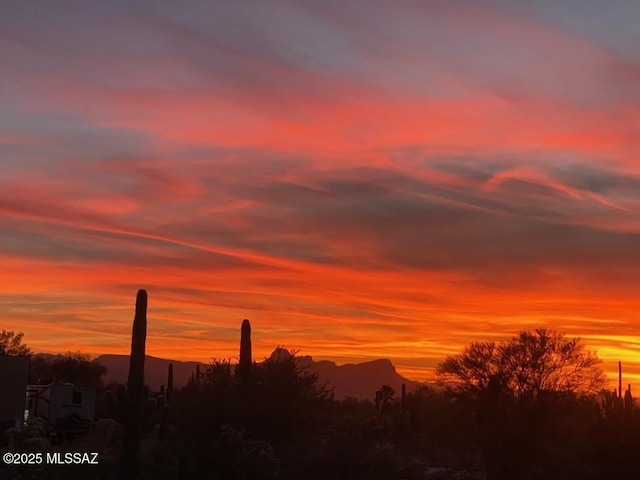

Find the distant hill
[[94, 349, 423, 400], [95, 354, 203, 392], [294, 353, 423, 400]]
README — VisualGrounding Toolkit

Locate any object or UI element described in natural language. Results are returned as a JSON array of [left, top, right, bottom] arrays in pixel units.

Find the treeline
[[29, 351, 107, 387]]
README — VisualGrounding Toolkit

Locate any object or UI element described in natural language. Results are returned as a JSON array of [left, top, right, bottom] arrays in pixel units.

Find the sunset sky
[[1, 1, 639, 388]]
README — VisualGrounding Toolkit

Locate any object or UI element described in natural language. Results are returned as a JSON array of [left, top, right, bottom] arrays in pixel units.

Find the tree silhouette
[[36, 352, 107, 387], [0, 330, 32, 356], [437, 328, 607, 397], [436, 341, 498, 391], [439, 328, 610, 479]]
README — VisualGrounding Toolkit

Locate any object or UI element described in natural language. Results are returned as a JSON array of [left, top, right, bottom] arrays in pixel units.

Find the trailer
[[25, 383, 96, 435]]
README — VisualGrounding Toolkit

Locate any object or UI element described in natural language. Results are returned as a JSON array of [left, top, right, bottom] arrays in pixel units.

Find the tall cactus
[[624, 384, 634, 414], [239, 319, 252, 380], [120, 289, 148, 480], [619, 361, 622, 399], [167, 363, 174, 404], [401, 383, 407, 411]]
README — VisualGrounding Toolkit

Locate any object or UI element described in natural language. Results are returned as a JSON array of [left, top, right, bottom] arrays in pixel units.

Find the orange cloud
[[2, 0, 640, 393]]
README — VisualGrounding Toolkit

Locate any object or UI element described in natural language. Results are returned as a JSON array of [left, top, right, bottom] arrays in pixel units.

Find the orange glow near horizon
[[1, 1, 640, 392]]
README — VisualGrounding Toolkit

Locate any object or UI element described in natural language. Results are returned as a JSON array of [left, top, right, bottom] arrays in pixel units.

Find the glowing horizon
[[1, 1, 639, 390]]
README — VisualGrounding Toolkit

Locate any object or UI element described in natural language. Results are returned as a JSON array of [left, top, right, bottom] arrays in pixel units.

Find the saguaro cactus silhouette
[[619, 361, 623, 399], [239, 319, 252, 380], [120, 289, 148, 480], [401, 383, 407, 411], [167, 363, 174, 404], [624, 384, 634, 414]]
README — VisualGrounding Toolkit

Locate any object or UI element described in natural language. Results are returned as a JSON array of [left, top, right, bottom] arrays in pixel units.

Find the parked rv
[[25, 383, 96, 435]]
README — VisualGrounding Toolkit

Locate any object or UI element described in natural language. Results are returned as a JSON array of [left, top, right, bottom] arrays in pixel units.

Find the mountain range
[[94, 349, 423, 400]]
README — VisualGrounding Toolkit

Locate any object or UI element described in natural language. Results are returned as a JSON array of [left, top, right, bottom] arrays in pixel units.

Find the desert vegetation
[[3, 292, 640, 480]]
